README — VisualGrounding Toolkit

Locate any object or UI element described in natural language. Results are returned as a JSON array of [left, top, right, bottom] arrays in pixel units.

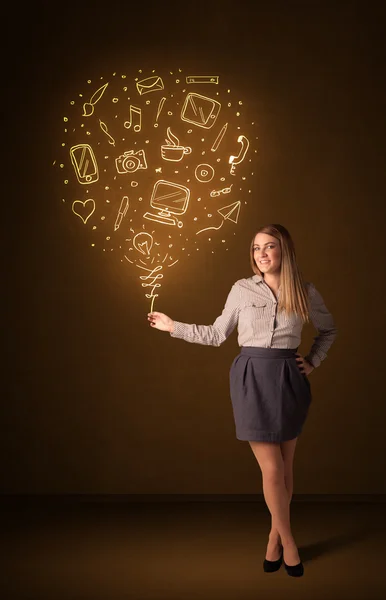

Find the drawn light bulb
[[133, 232, 153, 256]]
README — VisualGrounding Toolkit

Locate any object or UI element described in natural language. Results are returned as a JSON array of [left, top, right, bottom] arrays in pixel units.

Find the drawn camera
[[115, 149, 148, 174]]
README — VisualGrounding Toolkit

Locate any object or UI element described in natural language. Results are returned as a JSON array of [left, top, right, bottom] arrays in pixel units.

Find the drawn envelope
[[136, 76, 164, 95]]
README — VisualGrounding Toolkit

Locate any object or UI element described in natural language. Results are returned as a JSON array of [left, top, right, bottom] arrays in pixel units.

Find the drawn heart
[[72, 199, 95, 224]]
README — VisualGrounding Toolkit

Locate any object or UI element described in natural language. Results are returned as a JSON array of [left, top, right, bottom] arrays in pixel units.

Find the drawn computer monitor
[[143, 180, 190, 228]]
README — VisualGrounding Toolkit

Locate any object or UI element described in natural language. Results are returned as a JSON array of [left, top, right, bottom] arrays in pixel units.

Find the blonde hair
[[249, 224, 311, 323]]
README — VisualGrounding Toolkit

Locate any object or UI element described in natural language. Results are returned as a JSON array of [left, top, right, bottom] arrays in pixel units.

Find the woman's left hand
[[295, 353, 315, 376]]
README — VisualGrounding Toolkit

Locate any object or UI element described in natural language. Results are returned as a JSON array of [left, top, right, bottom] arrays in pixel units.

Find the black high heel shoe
[[284, 559, 304, 577], [263, 546, 283, 572]]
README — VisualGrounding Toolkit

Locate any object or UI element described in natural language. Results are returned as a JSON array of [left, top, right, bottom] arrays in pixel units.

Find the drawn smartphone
[[70, 144, 99, 184], [180, 93, 221, 129]]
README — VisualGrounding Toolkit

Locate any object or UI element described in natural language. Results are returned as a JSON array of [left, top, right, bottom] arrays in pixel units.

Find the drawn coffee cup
[[161, 144, 192, 161], [161, 127, 192, 162]]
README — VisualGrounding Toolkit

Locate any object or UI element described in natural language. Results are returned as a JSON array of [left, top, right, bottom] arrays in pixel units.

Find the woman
[[147, 223, 337, 578]]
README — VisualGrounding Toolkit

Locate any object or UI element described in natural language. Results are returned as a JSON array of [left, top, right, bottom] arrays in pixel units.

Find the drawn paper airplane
[[196, 201, 241, 235], [217, 201, 240, 223]]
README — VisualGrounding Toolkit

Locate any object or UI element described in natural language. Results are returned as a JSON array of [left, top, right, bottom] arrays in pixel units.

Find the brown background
[[3, 0, 385, 495]]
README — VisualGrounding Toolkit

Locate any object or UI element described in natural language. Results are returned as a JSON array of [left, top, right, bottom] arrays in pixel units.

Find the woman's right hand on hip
[[147, 311, 174, 333]]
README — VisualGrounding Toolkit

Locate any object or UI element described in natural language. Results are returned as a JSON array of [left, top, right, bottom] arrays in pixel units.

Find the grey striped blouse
[[170, 274, 337, 368]]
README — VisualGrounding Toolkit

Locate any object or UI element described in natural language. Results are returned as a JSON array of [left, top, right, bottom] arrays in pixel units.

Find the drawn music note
[[124, 105, 142, 132]]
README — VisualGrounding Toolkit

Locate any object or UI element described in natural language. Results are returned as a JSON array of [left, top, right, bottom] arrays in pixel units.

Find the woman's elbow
[[212, 333, 227, 347]]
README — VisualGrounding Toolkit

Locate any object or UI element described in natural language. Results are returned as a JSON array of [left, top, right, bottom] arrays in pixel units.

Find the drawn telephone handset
[[229, 135, 250, 175]]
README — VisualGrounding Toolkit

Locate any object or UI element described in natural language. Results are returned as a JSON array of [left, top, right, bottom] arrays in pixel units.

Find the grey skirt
[[229, 347, 312, 443]]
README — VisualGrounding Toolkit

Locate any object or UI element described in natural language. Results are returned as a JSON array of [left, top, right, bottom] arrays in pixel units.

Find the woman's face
[[252, 233, 282, 274]]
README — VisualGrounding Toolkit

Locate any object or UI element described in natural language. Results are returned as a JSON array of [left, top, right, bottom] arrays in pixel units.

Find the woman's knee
[[248, 441, 285, 478]]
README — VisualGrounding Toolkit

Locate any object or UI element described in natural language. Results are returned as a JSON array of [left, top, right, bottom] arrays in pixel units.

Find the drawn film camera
[[115, 149, 148, 174]]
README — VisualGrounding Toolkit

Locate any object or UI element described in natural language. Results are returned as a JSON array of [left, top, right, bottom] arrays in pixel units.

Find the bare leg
[[265, 473, 292, 560], [269, 437, 298, 545], [249, 440, 300, 566], [262, 471, 300, 565], [269, 472, 293, 543]]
